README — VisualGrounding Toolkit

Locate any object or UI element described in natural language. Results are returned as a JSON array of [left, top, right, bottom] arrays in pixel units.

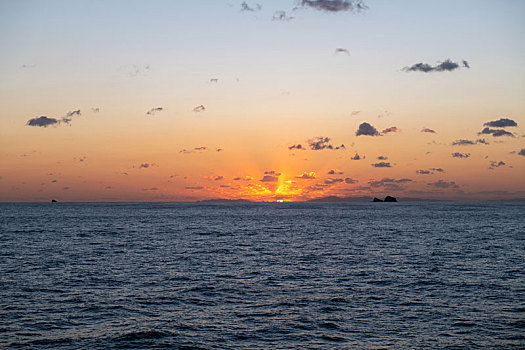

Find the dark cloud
[[146, 107, 163, 116], [260, 175, 279, 182], [288, 144, 305, 150], [344, 177, 358, 184], [351, 153, 364, 160], [371, 162, 392, 168], [484, 118, 517, 128], [369, 178, 412, 187], [427, 180, 459, 189], [518, 148, 525, 156], [403, 59, 468, 73], [193, 105, 206, 113], [488, 161, 506, 170], [421, 128, 436, 133], [416, 170, 432, 175], [452, 152, 470, 158], [216, 148, 223, 152], [307, 137, 345, 150], [451, 139, 488, 146], [210, 78, 218, 83], [139, 163, 150, 169], [377, 156, 388, 160], [295, 172, 316, 179], [264, 170, 282, 176], [300, 0, 368, 12], [382, 126, 399, 134], [335, 48, 350, 55], [180, 147, 208, 154], [431, 168, 445, 173], [214, 176, 224, 181], [478, 127, 514, 137], [233, 176, 253, 181], [194, 146, 207, 151], [27, 116, 58, 127], [66, 110, 81, 117], [328, 170, 343, 175], [324, 178, 344, 185], [273, 10, 294, 21], [185, 186, 204, 190], [356, 122, 380, 136], [462, 60, 470, 68], [241, 1, 261, 12]]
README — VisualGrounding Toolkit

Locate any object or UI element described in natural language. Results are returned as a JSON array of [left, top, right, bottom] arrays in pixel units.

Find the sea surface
[[1, 202, 524, 349]]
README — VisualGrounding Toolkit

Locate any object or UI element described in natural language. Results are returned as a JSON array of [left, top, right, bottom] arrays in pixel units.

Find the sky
[[1, 0, 524, 202]]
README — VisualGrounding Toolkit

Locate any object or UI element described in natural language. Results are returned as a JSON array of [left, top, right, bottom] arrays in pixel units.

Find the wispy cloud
[[324, 178, 344, 185], [185, 186, 204, 190], [273, 10, 294, 21], [335, 47, 350, 55], [356, 122, 380, 136], [91, 107, 100, 113], [146, 107, 163, 116], [345, 177, 358, 184], [381, 126, 399, 134], [451, 139, 489, 146], [484, 118, 518, 128], [180, 147, 208, 154], [452, 152, 470, 158], [371, 162, 392, 168], [377, 156, 388, 160], [427, 180, 459, 188], [478, 127, 514, 137], [26, 116, 58, 127], [260, 175, 279, 182], [193, 105, 206, 113], [241, 1, 261, 12], [421, 128, 436, 133], [416, 168, 444, 175], [288, 144, 305, 150], [369, 178, 412, 187], [300, 0, 368, 13], [402, 59, 469, 73], [295, 172, 316, 179], [307, 137, 345, 150]]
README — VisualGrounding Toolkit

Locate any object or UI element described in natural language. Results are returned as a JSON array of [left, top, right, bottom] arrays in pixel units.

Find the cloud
[[356, 122, 380, 136], [431, 168, 445, 172], [328, 170, 343, 175], [66, 110, 81, 117], [416, 170, 431, 175], [216, 148, 223, 152], [371, 162, 392, 168], [180, 147, 208, 154], [369, 178, 412, 187], [382, 126, 399, 134], [345, 177, 358, 184], [273, 10, 294, 21], [264, 170, 281, 176], [139, 163, 150, 168], [214, 176, 224, 181], [462, 60, 470, 68], [210, 78, 218, 83], [26, 116, 58, 127], [377, 156, 388, 160], [300, 0, 368, 12], [193, 105, 206, 113], [421, 128, 436, 133], [146, 107, 163, 116], [307, 137, 345, 150], [233, 176, 253, 181], [241, 2, 261, 12], [260, 175, 279, 182], [296, 172, 316, 179], [403, 59, 468, 73], [194, 146, 207, 151], [488, 161, 506, 170], [478, 127, 514, 137], [518, 148, 525, 156], [325, 178, 344, 185], [185, 186, 204, 190], [484, 118, 518, 128], [288, 144, 305, 150], [351, 153, 364, 160], [335, 48, 350, 55], [91, 107, 100, 113], [452, 152, 470, 158], [427, 180, 459, 189], [451, 139, 488, 146]]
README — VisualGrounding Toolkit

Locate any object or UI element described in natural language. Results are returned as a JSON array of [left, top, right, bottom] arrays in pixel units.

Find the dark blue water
[[1, 202, 524, 349]]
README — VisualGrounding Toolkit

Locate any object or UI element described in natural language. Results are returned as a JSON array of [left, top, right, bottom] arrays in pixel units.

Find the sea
[[1, 202, 524, 349]]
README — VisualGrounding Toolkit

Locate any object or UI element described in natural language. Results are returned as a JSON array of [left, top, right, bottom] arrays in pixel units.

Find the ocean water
[[0, 202, 524, 349]]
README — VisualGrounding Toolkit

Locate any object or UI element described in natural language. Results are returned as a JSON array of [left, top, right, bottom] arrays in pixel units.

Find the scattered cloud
[[371, 162, 392, 168], [377, 156, 388, 160], [180, 147, 208, 154], [66, 110, 81, 118], [307, 137, 345, 150], [233, 176, 253, 181], [296, 172, 316, 179], [351, 153, 364, 160], [146, 107, 163, 116], [300, 0, 368, 13], [488, 161, 506, 170], [328, 169, 343, 175], [451, 139, 489, 146], [273, 10, 294, 21], [452, 152, 470, 158], [288, 144, 305, 150], [382, 126, 399, 134], [210, 78, 219, 83], [335, 48, 350, 55], [264, 170, 281, 176], [91, 107, 100, 113], [356, 122, 380, 136], [185, 186, 204, 190], [462, 60, 470, 68], [139, 163, 150, 169], [427, 180, 459, 189], [241, 1, 261, 12], [214, 176, 224, 181], [260, 175, 279, 182], [325, 178, 344, 185], [518, 148, 525, 156], [402, 59, 469, 73], [369, 178, 412, 187], [416, 170, 432, 175], [345, 177, 358, 184], [478, 127, 514, 137], [194, 146, 207, 151], [193, 105, 206, 113], [484, 118, 518, 128], [27, 116, 58, 127], [216, 148, 223, 152], [421, 128, 436, 133]]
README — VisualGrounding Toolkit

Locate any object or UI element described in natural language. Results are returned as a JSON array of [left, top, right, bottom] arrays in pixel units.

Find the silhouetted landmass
[[373, 197, 383, 202], [384, 196, 397, 202], [51, 199, 57, 203], [308, 196, 373, 202], [198, 199, 251, 203]]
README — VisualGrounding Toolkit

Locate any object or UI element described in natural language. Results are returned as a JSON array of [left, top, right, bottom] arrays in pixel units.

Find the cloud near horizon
[[427, 180, 459, 189], [402, 59, 469, 73]]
